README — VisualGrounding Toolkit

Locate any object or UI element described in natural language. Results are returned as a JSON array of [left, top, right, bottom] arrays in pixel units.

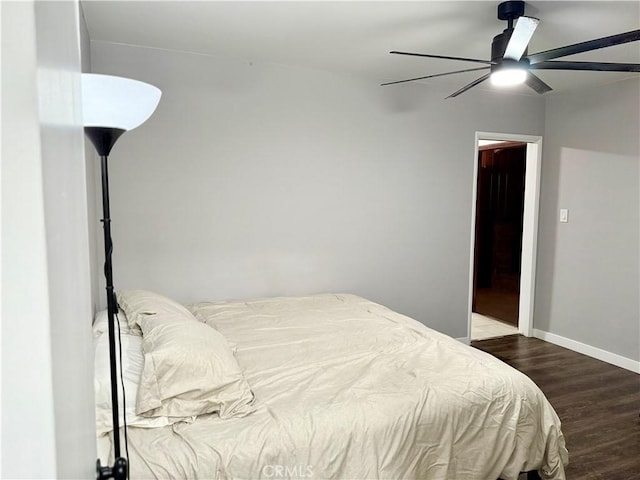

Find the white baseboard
[[456, 337, 471, 345], [532, 329, 640, 374]]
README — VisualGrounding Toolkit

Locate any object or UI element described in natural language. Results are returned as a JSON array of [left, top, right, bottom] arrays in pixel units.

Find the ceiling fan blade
[[503, 16, 539, 61], [381, 66, 490, 86], [390, 51, 495, 65], [446, 73, 491, 99], [530, 61, 640, 72], [525, 72, 553, 94], [527, 29, 640, 64]]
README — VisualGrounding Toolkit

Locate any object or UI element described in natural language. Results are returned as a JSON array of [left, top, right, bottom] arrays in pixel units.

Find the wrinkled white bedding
[[99, 294, 567, 479]]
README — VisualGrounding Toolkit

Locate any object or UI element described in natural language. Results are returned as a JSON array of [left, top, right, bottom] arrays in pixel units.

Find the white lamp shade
[[82, 74, 161, 131]]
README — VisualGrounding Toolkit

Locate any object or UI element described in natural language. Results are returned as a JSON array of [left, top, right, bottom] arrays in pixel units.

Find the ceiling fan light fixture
[[490, 66, 527, 86], [384, 0, 640, 98]]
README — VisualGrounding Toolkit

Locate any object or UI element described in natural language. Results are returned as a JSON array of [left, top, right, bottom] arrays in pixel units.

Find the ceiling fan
[[382, 0, 640, 98]]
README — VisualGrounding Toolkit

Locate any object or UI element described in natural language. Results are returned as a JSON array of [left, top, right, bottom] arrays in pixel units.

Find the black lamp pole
[[85, 127, 128, 480]]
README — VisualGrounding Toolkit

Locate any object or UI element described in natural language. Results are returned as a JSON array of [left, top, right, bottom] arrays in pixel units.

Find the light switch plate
[[560, 208, 569, 223]]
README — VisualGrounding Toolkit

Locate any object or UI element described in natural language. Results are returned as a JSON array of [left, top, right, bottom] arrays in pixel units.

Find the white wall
[[1, 1, 96, 477], [536, 77, 640, 362], [80, 2, 100, 314], [35, 1, 97, 475], [1, 2, 57, 476], [91, 41, 545, 339]]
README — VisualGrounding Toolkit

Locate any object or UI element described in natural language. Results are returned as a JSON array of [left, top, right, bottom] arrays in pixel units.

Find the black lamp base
[[96, 457, 128, 480]]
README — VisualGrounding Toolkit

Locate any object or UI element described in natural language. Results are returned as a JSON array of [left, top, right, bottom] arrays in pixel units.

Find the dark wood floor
[[472, 335, 640, 480]]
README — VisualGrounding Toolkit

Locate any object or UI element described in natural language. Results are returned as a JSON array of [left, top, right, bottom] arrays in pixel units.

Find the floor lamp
[[81, 73, 161, 480]]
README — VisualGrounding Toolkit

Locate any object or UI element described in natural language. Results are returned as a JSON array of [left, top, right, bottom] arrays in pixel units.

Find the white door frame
[[467, 132, 543, 339]]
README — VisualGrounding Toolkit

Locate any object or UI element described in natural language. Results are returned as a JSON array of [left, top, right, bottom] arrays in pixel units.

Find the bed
[[94, 291, 568, 480]]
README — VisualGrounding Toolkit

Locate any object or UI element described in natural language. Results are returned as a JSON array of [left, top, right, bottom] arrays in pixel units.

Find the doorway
[[467, 133, 542, 341], [473, 141, 525, 338]]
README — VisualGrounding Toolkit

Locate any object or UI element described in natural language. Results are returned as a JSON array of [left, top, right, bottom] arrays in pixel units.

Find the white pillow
[[116, 289, 195, 331], [94, 330, 196, 435], [135, 315, 256, 419], [116, 289, 255, 419], [92, 308, 140, 338]]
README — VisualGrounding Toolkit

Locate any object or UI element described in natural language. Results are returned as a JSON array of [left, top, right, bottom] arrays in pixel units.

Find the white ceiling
[[81, 1, 640, 97]]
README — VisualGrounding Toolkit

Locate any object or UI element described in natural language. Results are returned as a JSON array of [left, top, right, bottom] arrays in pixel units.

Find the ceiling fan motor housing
[[492, 31, 510, 62], [491, 31, 529, 73]]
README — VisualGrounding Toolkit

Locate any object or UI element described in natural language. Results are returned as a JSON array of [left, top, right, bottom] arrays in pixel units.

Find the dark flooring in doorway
[[474, 288, 519, 325], [473, 335, 640, 480]]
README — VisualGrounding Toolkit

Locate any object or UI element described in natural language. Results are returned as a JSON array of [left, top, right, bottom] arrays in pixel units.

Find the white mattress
[[100, 294, 567, 479]]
